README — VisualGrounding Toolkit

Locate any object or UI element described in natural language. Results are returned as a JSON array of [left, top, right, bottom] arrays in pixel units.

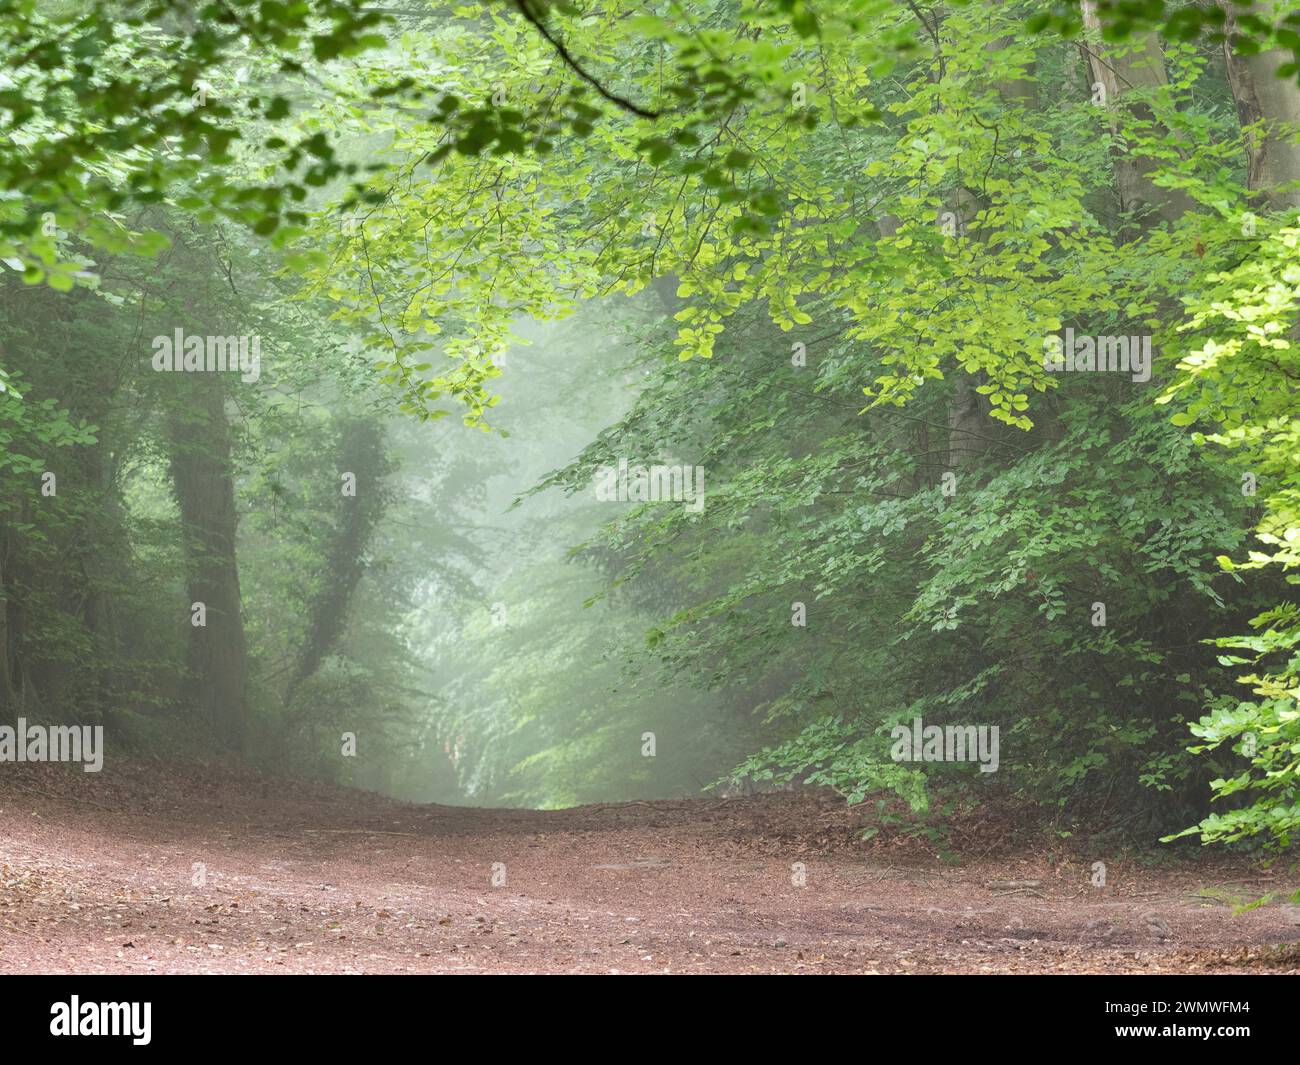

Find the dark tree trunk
[[169, 372, 249, 752], [287, 419, 390, 700], [1219, 0, 1300, 208], [0, 545, 19, 721]]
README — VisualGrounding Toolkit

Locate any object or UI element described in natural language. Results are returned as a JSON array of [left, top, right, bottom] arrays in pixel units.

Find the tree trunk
[[944, 35, 1034, 468], [0, 546, 19, 721], [1219, 0, 1300, 208], [287, 419, 389, 700], [169, 372, 249, 752], [1081, 0, 1196, 223]]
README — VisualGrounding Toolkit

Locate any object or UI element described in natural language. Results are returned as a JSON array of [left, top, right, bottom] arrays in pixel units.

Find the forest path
[[1, 761, 1297, 974]]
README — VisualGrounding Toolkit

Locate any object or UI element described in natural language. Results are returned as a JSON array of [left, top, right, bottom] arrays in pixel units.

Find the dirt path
[[1, 761, 1297, 974]]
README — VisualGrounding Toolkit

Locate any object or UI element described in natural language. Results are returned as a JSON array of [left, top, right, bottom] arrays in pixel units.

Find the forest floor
[[1, 759, 1298, 974]]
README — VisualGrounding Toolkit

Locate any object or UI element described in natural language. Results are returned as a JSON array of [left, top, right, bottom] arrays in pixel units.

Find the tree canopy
[[1, 0, 1298, 850]]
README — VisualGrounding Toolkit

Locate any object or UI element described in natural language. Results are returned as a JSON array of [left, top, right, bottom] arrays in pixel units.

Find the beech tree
[[1, 0, 1298, 841]]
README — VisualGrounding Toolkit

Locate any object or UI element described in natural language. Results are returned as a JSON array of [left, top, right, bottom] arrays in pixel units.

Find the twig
[[513, 0, 660, 119]]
